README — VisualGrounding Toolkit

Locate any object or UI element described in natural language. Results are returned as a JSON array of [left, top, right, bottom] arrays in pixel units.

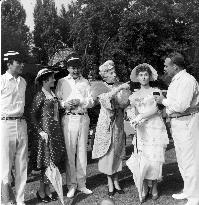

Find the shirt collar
[[5, 71, 15, 80], [171, 69, 186, 82], [5, 71, 21, 81], [42, 87, 55, 99], [66, 74, 82, 81]]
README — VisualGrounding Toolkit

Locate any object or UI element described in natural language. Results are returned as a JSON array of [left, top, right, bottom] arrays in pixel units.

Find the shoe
[[140, 197, 146, 204], [36, 191, 50, 203], [172, 193, 187, 200], [152, 193, 159, 200], [78, 187, 92, 195], [67, 187, 76, 198], [185, 198, 199, 205], [108, 190, 115, 197], [46, 193, 57, 201], [2, 202, 16, 205], [140, 186, 150, 203], [114, 188, 125, 194]]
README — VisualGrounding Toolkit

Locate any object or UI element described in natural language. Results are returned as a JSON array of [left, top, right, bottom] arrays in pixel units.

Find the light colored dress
[[92, 83, 129, 175], [128, 88, 169, 180]]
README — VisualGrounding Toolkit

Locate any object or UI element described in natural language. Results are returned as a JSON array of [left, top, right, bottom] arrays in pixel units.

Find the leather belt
[[1, 116, 25, 120], [66, 112, 87, 116], [169, 111, 199, 119]]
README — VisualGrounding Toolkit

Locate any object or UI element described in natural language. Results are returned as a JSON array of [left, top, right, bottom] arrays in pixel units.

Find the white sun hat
[[130, 63, 158, 82]]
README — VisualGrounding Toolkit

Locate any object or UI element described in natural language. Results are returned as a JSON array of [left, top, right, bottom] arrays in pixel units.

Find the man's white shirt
[[162, 70, 199, 115], [55, 74, 93, 113]]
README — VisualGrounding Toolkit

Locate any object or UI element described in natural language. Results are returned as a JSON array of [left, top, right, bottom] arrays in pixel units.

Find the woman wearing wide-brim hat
[[126, 63, 169, 203], [30, 68, 65, 203]]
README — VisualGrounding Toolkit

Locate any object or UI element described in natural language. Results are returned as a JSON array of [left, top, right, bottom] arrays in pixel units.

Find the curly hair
[[135, 64, 152, 77], [99, 60, 115, 78]]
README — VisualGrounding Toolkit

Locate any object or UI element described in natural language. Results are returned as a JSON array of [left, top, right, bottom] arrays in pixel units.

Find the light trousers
[[171, 113, 199, 199], [62, 114, 90, 189], [0, 119, 28, 204]]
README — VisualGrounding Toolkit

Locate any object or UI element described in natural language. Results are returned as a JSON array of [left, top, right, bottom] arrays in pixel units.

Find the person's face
[[164, 58, 176, 78], [103, 68, 117, 83], [67, 65, 81, 79], [45, 74, 55, 88], [137, 71, 150, 86], [8, 60, 24, 76]]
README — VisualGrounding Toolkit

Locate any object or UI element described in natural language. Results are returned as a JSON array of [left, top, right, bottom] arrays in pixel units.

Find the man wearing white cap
[[1, 51, 28, 205], [56, 55, 94, 198], [155, 52, 199, 205]]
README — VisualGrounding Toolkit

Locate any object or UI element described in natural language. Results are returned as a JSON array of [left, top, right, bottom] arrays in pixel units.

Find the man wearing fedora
[[56, 55, 94, 198], [1, 51, 28, 205], [155, 52, 199, 205]]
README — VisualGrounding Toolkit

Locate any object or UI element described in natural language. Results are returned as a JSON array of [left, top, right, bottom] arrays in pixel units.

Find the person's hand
[[64, 99, 80, 110], [39, 131, 48, 143], [70, 99, 81, 106], [154, 94, 165, 104], [119, 82, 130, 90]]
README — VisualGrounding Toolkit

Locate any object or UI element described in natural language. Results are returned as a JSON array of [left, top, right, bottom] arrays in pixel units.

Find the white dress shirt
[[55, 74, 93, 113], [1, 71, 26, 117], [162, 70, 199, 114]]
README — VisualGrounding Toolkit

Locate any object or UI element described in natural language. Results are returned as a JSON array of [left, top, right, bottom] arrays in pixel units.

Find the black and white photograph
[[1, 0, 199, 204]]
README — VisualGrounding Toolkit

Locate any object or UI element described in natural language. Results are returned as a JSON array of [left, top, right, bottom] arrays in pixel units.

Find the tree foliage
[[1, 0, 31, 73], [30, 0, 199, 81], [63, 0, 199, 81], [33, 0, 64, 64]]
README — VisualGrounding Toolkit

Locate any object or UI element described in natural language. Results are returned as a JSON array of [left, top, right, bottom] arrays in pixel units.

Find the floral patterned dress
[[92, 83, 129, 175], [128, 88, 169, 180], [30, 88, 65, 171]]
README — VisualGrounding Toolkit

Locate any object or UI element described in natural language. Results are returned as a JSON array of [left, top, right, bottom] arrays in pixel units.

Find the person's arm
[[162, 78, 196, 113], [80, 81, 94, 109], [55, 79, 74, 110], [30, 92, 49, 142], [30, 92, 44, 134], [108, 82, 130, 98], [138, 106, 159, 120]]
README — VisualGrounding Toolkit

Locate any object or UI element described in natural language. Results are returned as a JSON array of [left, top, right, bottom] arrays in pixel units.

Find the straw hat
[[3, 51, 24, 63], [67, 56, 81, 67], [35, 68, 54, 83], [130, 63, 158, 82]]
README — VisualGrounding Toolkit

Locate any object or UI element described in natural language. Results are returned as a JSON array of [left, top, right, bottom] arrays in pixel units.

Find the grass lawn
[[22, 137, 186, 205]]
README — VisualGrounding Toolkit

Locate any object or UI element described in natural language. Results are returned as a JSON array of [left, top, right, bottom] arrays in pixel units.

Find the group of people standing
[[1, 51, 199, 205]]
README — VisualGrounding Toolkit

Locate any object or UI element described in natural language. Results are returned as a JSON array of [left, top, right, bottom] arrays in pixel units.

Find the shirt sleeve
[[162, 78, 195, 113], [80, 81, 94, 109]]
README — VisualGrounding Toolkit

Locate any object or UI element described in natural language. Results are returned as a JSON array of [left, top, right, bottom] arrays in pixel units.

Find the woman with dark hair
[[92, 60, 130, 196], [30, 68, 65, 203], [126, 63, 169, 203]]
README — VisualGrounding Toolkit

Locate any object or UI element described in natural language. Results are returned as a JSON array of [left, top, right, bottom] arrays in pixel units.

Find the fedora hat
[[130, 63, 158, 82]]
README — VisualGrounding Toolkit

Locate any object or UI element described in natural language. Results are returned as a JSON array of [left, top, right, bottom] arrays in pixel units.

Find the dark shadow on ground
[[160, 162, 183, 196], [70, 192, 90, 205]]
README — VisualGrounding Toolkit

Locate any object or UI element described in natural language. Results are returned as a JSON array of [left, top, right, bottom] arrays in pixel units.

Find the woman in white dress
[[126, 63, 169, 202]]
